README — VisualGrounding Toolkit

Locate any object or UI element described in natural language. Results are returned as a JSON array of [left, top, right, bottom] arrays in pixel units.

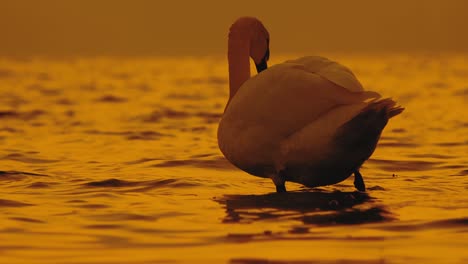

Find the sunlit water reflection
[[0, 54, 467, 263]]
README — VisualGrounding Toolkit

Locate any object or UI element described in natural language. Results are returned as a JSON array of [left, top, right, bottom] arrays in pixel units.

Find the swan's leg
[[276, 184, 287, 193], [354, 170, 366, 192], [270, 172, 287, 193]]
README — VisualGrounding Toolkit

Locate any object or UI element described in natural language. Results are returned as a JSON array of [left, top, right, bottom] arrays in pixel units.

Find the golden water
[[0, 54, 467, 263]]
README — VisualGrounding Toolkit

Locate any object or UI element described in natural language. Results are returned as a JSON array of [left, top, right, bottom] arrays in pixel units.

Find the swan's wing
[[226, 62, 380, 138], [285, 56, 365, 92], [276, 98, 403, 171], [275, 103, 367, 168]]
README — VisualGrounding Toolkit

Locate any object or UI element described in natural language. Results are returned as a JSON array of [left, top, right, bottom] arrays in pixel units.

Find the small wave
[[88, 213, 158, 222], [66, 199, 87, 203], [426, 217, 468, 228], [302, 207, 393, 226], [368, 185, 386, 191], [36, 72, 52, 81], [84, 129, 166, 140], [0, 170, 48, 181], [9, 217, 44, 223], [175, 76, 227, 85], [166, 93, 206, 100], [434, 141, 468, 147], [28, 182, 53, 188], [84, 178, 139, 188], [140, 109, 190, 122], [27, 84, 61, 96], [452, 169, 468, 176], [84, 224, 122, 229], [1, 153, 59, 164], [153, 157, 235, 170], [230, 258, 387, 264], [83, 178, 198, 191], [75, 204, 111, 209], [196, 111, 222, 123], [435, 164, 466, 170], [378, 142, 420, 148], [0, 199, 34, 207], [0, 110, 46, 121], [55, 98, 74, 105], [80, 82, 97, 91], [109, 72, 131, 80], [123, 158, 161, 165], [0, 68, 14, 78], [190, 153, 214, 158], [84, 130, 130, 136], [408, 153, 455, 159], [95, 95, 128, 103], [427, 81, 449, 89], [454, 87, 468, 96], [0, 127, 23, 133], [126, 131, 166, 140], [376, 217, 468, 232], [367, 158, 441, 171], [139, 108, 221, 123], [391, 128, 406, 133]]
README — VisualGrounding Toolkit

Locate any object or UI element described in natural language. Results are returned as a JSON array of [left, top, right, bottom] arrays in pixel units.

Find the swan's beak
[[255, 59, 268, 73], [255, 41, 270, 73]]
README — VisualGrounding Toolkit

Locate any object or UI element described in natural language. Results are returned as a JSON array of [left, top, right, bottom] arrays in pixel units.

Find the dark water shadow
[[215, 191, 393, 226], [230, 258, 387, 264]]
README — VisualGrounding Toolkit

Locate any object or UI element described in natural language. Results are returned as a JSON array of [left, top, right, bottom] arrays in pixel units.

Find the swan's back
[[284, 56, 364, 92]]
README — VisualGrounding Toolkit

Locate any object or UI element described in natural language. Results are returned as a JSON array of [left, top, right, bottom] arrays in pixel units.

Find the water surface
[[0, 54, 467, 263]]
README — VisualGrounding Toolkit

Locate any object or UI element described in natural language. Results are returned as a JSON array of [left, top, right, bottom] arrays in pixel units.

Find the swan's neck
[[227, 36, 250, 104]]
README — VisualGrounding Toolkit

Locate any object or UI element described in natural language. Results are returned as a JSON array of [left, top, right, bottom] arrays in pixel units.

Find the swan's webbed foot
[[354, 170, 366, 192], [271, 172, 287, 193]]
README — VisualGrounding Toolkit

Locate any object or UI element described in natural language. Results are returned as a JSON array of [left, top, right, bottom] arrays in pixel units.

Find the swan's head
[[229, 17, 270, 73]]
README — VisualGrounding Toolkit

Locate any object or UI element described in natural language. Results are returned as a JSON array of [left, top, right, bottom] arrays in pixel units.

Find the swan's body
[[218, 17, 403, 192]]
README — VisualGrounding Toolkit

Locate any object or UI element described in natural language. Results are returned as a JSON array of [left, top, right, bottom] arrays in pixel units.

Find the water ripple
[[0, 170, 48, 181], [368, 158, 441, 171], [95, 94, 128, 103], [83, 178, 199, 191], [1, 153, 59, 164], [0, 110, 46, 120], [84, 129, 167, 140], [0, 199, 34, 207], [153, 157, 235, 170], [138, 108, 221, 123]]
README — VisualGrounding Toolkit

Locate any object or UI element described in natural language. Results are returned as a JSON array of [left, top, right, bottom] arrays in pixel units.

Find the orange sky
[[1, 0, 467, 56]]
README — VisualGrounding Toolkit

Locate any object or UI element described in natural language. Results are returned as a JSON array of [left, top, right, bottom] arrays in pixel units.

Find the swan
[[218, 17, 404, 193]]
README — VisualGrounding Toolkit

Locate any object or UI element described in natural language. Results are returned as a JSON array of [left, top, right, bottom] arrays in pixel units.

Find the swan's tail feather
[[333, 98, 404, 160], [365, 98, 405, 119], [388, 106, 405, 118]]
